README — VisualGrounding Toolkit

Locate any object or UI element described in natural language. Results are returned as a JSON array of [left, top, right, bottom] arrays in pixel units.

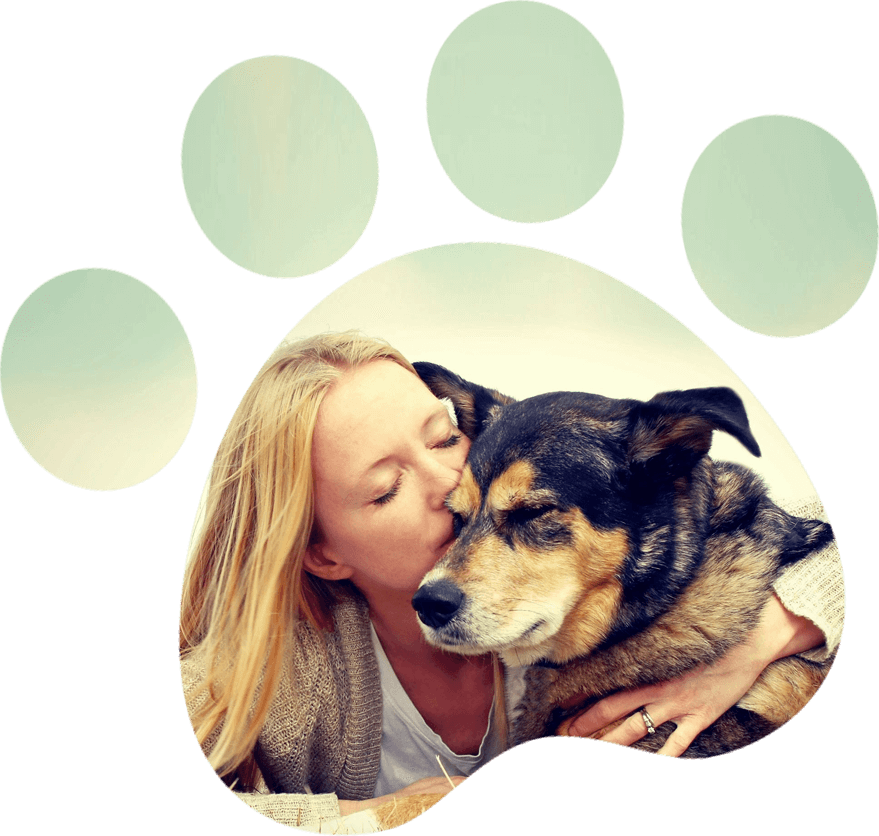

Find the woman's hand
[[561, 593, 824, 756]]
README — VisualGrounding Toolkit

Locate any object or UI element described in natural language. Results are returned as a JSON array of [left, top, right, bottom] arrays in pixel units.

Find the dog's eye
[[507, 505, 554, 526], [451, 512, 467, 537]]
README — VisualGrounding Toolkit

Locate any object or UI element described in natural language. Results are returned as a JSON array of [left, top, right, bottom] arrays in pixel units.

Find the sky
[[194, 238, 836, 607], [289, 242, 821, 500]]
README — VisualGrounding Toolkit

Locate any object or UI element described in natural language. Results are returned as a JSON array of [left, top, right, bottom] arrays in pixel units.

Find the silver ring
[[640, 707, 656, 735]]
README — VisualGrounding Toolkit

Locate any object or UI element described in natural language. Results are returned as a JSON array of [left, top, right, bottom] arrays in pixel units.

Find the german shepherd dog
[[411, 362, 835, 756]]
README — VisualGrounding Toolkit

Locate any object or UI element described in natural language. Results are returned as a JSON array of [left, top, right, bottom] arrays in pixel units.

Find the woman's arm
[[562, 592, 823, 755], [562, 498, 844, 755]]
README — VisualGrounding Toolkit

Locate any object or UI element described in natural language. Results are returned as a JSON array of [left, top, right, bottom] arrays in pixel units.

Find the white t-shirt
[[369, 624, 525, 796]]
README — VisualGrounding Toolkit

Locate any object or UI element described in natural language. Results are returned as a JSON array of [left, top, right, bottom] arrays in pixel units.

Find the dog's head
[[411, 362, 761, 667]]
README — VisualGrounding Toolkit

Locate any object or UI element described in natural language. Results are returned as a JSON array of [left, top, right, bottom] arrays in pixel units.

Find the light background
[[681, 115, 876, 336], [6, 0, 879, 536], [289, 243, 821, 500], [1, 268, 197, 489], [426, 0, 879, 338], [426, 1, 624, 221], [182, 55, 378, 277], [190, 242, 840, 560]]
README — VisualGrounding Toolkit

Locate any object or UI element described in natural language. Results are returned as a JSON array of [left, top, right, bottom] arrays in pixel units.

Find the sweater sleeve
[[234, 790, 342, 828], [772, 497, 845, 662]]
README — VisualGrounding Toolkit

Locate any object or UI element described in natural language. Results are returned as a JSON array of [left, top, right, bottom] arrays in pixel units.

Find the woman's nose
[[422, 457, 463, 509], [428, 469, 460, 509]]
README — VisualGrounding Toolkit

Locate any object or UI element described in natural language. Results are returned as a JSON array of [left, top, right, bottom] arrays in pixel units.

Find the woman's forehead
[[322, 360, 430, 420], [311, 360, 441, 471]]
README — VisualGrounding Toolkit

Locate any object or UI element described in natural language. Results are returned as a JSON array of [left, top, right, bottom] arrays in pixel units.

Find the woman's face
[[307, 359, 470, 600]]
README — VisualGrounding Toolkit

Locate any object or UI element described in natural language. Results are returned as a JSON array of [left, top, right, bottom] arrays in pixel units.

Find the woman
[[180, 331, 843, 829]]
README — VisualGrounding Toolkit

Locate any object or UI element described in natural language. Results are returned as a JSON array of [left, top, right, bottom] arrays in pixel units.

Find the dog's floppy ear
[[626, 387, 761, 493], [413, 361, 515, 439]]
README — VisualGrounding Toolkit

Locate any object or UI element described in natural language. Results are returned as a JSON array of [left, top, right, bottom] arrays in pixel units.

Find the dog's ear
[[413, 361, 515, 439], [626, 387, 761, 493]]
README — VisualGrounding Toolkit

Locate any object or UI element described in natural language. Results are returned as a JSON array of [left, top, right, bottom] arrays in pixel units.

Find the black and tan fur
[[412, 362, 835, 757]]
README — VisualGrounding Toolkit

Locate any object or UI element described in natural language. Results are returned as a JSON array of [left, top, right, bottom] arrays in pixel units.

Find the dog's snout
[[412, 579, 464, 629]]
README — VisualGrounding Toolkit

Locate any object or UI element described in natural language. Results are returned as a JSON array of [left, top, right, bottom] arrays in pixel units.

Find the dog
[[410, 362, 836, 756]]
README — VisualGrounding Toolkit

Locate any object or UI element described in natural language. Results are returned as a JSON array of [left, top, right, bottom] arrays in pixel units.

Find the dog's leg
[[736, 655, 832, 726]]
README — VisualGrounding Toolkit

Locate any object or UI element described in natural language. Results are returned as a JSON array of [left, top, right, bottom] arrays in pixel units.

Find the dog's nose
[[412, 579, 464, 629]]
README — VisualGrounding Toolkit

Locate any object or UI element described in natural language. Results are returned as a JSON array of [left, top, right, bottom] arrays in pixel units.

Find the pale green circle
[[182, 56, 378, 277], [2, 269, 197, 490], [427, 1, 623, 222], [682, 116, 877, 336]]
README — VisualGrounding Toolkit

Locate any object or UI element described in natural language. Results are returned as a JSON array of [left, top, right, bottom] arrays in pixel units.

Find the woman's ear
[[303, 541, 355, 581]]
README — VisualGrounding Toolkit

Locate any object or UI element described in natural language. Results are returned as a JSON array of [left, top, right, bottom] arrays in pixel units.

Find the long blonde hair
[[179, 331, 415, 780]]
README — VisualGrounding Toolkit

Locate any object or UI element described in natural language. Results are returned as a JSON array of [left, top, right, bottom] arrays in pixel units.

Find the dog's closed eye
[[506, 505, 556, 526]]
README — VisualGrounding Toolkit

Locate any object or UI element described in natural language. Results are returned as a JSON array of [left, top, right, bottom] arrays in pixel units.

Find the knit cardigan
[[181, 498, 844, 829], [182, 592, 382, 826]]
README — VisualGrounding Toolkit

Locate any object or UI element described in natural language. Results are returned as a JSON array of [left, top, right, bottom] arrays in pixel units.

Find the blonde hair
[[179, 331, 415, 780]]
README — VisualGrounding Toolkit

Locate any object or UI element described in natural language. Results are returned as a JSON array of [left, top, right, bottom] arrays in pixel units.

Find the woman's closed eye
[[372, 431, 462, 507], [373, 477, 401, 506], [433, 432, 462, 450]]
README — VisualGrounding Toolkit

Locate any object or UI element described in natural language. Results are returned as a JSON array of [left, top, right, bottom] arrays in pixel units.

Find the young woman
[[180, 331, 843, 829]]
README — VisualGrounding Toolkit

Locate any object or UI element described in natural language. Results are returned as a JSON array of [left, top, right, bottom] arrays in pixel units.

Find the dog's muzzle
[[412, 579, 464, 629]]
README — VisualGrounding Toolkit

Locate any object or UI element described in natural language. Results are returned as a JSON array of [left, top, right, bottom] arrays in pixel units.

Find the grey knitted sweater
[[182, 593, 383, 826]]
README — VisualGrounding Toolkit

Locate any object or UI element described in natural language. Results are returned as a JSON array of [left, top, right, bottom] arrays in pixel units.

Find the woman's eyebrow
[[423, 402, 452, 431]]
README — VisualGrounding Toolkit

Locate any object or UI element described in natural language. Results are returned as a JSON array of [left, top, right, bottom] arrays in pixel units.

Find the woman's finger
[[564, 687, 659, 738], [595, 708, 663, 747], [566, 685, 657, 742], [596, 709, 703, 756], [655, 719, 701, 757]]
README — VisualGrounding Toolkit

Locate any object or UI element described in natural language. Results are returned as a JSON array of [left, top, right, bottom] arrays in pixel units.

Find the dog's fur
[[411, 362, 835, 756]]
